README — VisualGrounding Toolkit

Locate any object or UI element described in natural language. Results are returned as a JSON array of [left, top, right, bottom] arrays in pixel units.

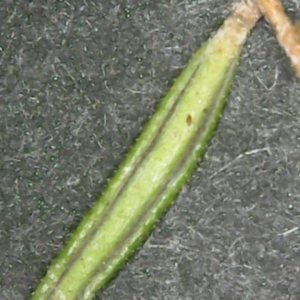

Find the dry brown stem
[[256, 0, 300, 76]]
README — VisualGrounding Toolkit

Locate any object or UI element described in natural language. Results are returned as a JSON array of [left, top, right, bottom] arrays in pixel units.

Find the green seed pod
[[31, 3, 260, 300]]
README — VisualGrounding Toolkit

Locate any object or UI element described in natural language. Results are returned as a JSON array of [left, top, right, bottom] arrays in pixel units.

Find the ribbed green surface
[[31, 21, 248, 300]]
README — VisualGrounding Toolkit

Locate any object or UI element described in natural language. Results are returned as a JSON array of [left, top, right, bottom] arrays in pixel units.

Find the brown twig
[[256, 0, 300, 77]]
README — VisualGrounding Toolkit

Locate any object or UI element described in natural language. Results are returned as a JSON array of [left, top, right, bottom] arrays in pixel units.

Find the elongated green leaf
[[31, 5, 260, 299]]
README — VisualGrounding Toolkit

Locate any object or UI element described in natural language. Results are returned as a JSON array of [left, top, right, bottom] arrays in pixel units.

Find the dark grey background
[[1, 0, 300, 299]]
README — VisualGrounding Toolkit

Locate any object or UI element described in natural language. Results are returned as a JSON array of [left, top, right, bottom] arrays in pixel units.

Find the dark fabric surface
[[1, 1, 300, 299]]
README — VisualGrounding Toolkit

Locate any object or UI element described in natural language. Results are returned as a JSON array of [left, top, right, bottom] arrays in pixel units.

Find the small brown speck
[[186, 114, 192, 126]]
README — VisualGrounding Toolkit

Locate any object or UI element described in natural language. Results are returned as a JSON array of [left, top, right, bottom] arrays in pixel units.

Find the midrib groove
[[77, 61, 234, 299], [47, 54, 207, 299]]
